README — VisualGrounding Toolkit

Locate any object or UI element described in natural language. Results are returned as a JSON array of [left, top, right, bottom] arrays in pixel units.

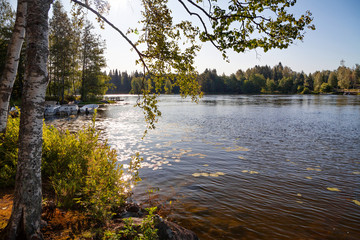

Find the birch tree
[[0, 0, 26, 134], [0, 0, 52, 238]]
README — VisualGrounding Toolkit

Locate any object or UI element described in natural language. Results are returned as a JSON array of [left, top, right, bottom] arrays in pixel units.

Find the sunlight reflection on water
[[46, 95, 360, 240]]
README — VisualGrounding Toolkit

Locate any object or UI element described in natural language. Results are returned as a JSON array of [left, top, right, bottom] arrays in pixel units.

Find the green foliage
[[101, 207, 159, 239], [196, 0, 315, 57], [139, 207, 159, 240], [107, 0, 315, 131], [107, 70, 132, 94], [164, 79, 173, 94], [0, 0, 14, 28], [135, 93, 162, 135], [328, 72, 338, 89], [337, 66, 352, 89], [42, 112, 133, 224], [0, 115, 20, 187], [278, 77, 294, 94], [109, 60, 360, 96], [0, 0, 15, 73], [1, 111, 142, 224], [118, 218, 138, 239], [130, 77, 148, 94], [80, 21, 109, 101], [49, 0, 80, 102], [266, 79, 277, 93], [117, 207, 159, 240], [320, 82, 332, 93], [301, 87, 311, 94], [78, 140, 124, 224], [126, 0, 203, 133], [249, 73, 266, 93], [48, 2, 109, 102]]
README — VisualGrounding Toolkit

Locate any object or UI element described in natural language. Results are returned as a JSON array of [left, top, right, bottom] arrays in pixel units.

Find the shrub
[[0, 115, 20, 188], [41, 117, 103, 208], [76, 139, 126, 224], [42, 112, 138, 224], [117, 207, 159, 240], [1, 111, 143, 225]]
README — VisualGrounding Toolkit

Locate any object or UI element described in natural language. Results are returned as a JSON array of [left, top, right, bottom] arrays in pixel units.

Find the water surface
[[47, 95, 360, 239]]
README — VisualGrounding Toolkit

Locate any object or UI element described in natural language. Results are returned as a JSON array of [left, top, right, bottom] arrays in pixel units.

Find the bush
[[1, 111, 143, 224], [116, 207, 159, 240], [0, 115, 20, 188], [42, 112, 140, 224]]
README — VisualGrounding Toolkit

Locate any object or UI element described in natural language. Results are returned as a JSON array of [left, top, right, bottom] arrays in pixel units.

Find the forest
[[0, 0, 110, 104], [108, 62, 360, 95]]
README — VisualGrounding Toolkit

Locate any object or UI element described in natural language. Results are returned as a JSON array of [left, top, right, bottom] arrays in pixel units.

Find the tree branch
[[185, 0, 215, 20], [71, 0, 150, 73], [177, 0, 221, 50]]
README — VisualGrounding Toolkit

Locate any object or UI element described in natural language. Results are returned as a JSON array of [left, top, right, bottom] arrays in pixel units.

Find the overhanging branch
[[71, 0, 150, 73], [177, 0, 221, 50]]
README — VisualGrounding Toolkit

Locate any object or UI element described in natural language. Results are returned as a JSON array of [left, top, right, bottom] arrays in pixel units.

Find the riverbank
[[0, 189, 198, 239], [0, 112, 198, 239]]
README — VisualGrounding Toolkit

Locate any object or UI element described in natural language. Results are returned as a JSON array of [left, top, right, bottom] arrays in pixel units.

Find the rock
[[120, 211, 137, 218], [156, 220, 199, 240], [115, 203, 144, 218], [126, 203, 141, 213]]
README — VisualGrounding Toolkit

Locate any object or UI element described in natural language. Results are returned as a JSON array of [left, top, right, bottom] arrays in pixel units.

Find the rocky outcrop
[[156, 218, 199, 240]]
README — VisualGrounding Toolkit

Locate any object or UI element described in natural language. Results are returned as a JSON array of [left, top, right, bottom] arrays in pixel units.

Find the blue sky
[[8, 0, 360, 75]]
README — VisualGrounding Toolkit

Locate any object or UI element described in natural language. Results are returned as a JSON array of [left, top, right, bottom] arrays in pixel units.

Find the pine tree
[[80, 21, 108, 101], [48, 0, 77, 102]]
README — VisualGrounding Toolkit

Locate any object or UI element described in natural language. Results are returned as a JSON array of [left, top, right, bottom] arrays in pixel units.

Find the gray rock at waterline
[[156, 218, 199, 240]]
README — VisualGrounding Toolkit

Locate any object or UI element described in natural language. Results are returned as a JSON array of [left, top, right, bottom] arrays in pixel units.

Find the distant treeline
[[108, 62, 360, 95]]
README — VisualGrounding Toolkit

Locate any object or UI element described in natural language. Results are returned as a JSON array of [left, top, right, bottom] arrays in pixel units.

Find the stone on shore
[[156, 218, 199, 240]]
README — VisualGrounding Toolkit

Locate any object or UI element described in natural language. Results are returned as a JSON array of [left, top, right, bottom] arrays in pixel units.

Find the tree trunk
[[0, 0, 27, 134], [1, 0, 52, 239]]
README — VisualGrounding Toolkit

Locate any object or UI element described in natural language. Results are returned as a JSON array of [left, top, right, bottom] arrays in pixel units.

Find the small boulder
[[156, 220, 199, 240]]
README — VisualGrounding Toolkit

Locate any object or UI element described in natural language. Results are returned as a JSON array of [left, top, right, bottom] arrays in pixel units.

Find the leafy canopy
[[72, 0, 314, 131]]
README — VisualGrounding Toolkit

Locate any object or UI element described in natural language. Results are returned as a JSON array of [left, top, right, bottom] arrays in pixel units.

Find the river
[[46, 94, 360, 239]]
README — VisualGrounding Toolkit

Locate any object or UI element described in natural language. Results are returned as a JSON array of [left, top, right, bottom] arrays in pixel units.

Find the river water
[[46, 94, 360, 239]]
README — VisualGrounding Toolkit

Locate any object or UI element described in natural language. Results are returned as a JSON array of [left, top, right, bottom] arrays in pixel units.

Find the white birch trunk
[[1, 0, 52, 239], [0, 0, 27, 134]]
